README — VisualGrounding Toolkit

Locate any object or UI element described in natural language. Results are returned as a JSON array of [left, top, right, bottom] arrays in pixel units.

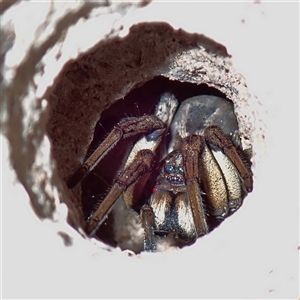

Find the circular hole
[[47, 22, 253, 253], [80, 77, 251, 253]]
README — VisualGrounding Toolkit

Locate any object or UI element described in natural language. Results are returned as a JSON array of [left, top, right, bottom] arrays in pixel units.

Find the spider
[[67, 93, 253, 252]]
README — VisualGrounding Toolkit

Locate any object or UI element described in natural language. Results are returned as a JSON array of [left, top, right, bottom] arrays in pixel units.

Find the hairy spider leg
[[182, 135, 209, 236], [123, 93, 178, 169], [122, 93, 179, 250], [84, 94, 179, 238], [86, 149, 155, 236], [67, 115, 164, 188], [140, 204, 157, 252]]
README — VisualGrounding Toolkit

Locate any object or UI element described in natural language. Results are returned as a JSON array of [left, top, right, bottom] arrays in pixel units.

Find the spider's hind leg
[[67, 115, 165, 188]]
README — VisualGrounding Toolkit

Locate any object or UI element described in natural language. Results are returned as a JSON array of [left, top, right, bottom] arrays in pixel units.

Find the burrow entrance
[[47, 22, 253, 253]]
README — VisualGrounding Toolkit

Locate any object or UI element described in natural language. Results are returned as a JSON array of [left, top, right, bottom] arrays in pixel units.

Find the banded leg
[[86, 149, 155, 236], [67, 115, 164, 188], [182, 135, 209, 237]]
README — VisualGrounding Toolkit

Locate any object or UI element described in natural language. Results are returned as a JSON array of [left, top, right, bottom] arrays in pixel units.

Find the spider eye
[[165, 165, 174, 174], [178, 167, 184, 174]]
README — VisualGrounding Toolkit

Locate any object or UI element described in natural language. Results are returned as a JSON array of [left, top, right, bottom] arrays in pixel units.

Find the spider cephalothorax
[[158, 151, 185, 189], [67, 93, 253, 252]]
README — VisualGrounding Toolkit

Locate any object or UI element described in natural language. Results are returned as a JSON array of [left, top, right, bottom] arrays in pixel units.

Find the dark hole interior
[[80, 76, 239, 252]]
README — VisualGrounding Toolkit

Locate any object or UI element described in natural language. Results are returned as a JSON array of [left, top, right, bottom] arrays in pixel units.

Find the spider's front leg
[[66, 115, 164, 236], [182, 135, 210, 236], [86, 149, 155, 236], [67, 115, 165, 188], [75, 93, 179, 238]]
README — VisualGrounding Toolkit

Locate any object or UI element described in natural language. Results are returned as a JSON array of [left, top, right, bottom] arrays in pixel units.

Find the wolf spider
[[67, 93, 253, 252]]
